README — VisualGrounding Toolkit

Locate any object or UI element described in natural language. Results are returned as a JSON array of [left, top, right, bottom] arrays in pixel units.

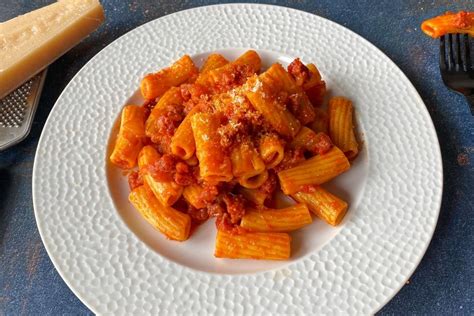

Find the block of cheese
[[0, 0, 105, 98]]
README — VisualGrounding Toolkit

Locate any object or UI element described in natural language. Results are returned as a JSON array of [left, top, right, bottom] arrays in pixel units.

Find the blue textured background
[[1, 1, 473, 315]]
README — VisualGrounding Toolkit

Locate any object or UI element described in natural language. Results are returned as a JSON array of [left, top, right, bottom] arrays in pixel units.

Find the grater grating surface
[[0, 70, 47, 151], [0, 79, 34, 128]]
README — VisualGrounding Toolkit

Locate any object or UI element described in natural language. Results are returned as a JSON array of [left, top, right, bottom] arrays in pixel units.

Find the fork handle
[[467, 95, 474, 115]]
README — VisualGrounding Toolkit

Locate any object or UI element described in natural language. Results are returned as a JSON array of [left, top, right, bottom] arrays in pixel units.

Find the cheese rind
[[0, 0, 105, 98]]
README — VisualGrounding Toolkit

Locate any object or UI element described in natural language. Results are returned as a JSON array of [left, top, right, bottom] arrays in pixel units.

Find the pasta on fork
[[109, 50, 360, 260]]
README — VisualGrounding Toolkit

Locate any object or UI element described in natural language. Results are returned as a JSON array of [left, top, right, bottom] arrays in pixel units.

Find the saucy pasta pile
[[110, 50, 359, 260]]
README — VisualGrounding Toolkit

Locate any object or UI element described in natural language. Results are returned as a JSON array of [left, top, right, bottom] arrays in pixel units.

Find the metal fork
[[439, 34, 474, 115]]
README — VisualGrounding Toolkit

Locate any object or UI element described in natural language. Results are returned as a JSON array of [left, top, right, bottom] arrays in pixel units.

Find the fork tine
[[447, 34, 455, 69], [464, 34, 471, 70], [461, 34, 468, 71], [455, 34, 462, 69], [440, 35, 447, 70]]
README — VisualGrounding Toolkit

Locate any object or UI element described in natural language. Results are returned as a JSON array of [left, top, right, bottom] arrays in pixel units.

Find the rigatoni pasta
[[138, 145, 183, 206], [302, 63, 327, 107], [290, 126, 332, 155], [328, 96, 359, 159], [262, 63, 316, 124], [244, 75, 301, 138], [109, 50, 361, 260], [145, 87, 184, 143], [240, 204, 312, 232], [170, 106, 200, 160], [258, 133, 285, 168], [191, 112, 233, 184], [110, 105, 146, 169], [231, 140, 267, 189], [183, 184, 206, 209], [215, 230, 291, 260], [198, 53, 229, 76], [292, 186, 348, 226], [196, 50, 261, 92], [140, 55, 198, 100], [278, 146, 350, 195], [421, 11, 474, 38], [129, 184, 191, 241]]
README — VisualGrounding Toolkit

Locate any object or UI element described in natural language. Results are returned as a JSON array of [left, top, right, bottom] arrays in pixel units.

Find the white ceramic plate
[[33, 4, 442, 315]]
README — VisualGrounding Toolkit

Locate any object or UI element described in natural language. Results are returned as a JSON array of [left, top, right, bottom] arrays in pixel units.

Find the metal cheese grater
[[0, 70, 47, 151]]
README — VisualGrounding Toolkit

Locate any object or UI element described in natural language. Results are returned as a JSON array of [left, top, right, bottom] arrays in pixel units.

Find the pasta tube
[[302, 63, 322, 90], [304, 63, 326, 106], [191, 112, 233, 184], [140, 55, 198, 100], [170, 106, 201, 160], [196, 50, 261, 91], [199, 53, 229, 74], [258, 133, 285, 168], [328, 96, 359, 159], [290, 126, 332, 155], [290, 126, 318, 150], [233, 50, 262, 71], [129, 184, 191, 241], [145, 87, 184, 142], [292, 186, 348, 226], [110, 105, 146, 169], [263, 63, 315, 124], [245, 75, 301, 138], [278, 146, 350, 194], [231, 140, 267, 189], [421, 11, 474, 38], [183, 184, 206, 209], [214, 230, 291, 260], [138, 146, 183, 206], [240, 204, 312, 232]]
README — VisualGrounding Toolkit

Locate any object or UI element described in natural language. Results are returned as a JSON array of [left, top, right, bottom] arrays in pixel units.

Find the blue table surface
[[1, 0, 473, 315]]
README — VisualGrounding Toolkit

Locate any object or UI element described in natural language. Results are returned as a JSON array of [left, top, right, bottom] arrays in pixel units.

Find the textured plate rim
[[32, 3, 443, 314]]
